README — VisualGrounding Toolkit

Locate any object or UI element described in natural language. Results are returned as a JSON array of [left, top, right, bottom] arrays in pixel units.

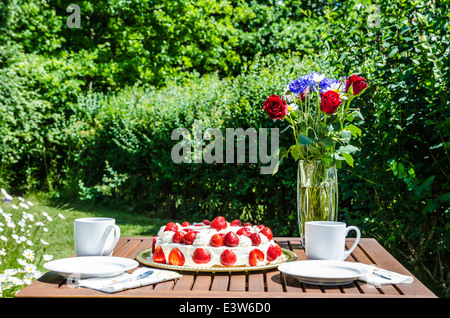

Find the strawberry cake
[[151, 216, 284, 268]]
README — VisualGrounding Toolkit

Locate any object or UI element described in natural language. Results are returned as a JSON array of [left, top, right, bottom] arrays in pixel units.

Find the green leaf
[[307, 144, 321, 155], [342, 153, 354, 167], [338, 130, 352, 143], [388, 46, 399, 57], [280, 125, 292, 134], [338, 144, 359, 154], [279, 147, 288, 159], [422, 199, 438, 214], [346, 111, 364, 123], [439, 193, 450, 203], [422, 175, 435, 189], [317, 136, 334, 148], [345, 124, 362, 138], [290, 145, 301, 160], [297, 134, 314, 145]]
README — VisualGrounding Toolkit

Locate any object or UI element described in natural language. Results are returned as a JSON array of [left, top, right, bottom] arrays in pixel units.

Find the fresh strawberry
[[249, 249, 264, 266], [181, 221, 191, 227], [164, 222, 178, 232], [224, 231, 240, 247], [266, 245, 279, 261], [183, 231, 197, 245], [230, 219, 243, 227], [192, 248, 211, 264], [257, 224, 265, 230], [275, 243, 283, 257], [260, 227, 273, 240], [172, 231, 185, 243], [210, 216, 227, 231], [244, 222, 252, 227], [220, 249, 237, 266], [152, 235, 158, 253], [210, 233, 224, 247], [168, 248, 185, 266], [153, 246, 166, 263], [236, 227, 251, 237], [249, 232, 261, 246], [202, 219, 211, 225]]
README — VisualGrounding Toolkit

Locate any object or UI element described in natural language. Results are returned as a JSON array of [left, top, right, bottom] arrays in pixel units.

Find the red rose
[[263, 95, 288, 120], [345, 75, 368, 96], [320, 90, 343, 114]]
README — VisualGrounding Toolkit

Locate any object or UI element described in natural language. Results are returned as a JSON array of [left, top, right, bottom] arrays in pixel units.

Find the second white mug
[[305, 221, 361, 261]]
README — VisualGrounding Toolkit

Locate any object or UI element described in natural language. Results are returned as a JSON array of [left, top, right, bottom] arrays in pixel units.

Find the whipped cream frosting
[[154, 221, 283, 267]]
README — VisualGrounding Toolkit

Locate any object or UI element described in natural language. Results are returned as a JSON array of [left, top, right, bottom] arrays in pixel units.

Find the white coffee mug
[[305, 221, 361, 261], [74, 217, 121, 257]]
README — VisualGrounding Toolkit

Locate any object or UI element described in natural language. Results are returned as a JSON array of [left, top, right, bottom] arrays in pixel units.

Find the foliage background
[[0, 0, 448, 296]]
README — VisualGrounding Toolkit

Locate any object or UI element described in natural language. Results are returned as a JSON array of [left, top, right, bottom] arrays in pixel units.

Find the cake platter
[[135, 248, 297, 272]]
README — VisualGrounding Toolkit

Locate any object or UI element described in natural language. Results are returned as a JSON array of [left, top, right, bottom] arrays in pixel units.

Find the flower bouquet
[[262, 72, 368, 243]]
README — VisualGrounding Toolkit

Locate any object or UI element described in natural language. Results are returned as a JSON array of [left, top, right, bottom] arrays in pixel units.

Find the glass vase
[[297, 160, 338, 245]]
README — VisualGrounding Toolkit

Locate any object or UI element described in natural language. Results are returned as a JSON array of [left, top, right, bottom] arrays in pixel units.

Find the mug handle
[[342, 226, 361, 260], [101, 224, 121, 256]]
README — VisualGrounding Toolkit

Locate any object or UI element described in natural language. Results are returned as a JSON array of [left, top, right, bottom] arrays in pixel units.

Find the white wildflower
[[0, 274, 8, 282], [57, 213, 65, 219], [18, 196, 25, 202], [311, 72, 326, 83], [18, 219, 26, 228], [4, 269, 17, 277], [19, 202, 29, 209], [26, 240, 33, 246], [43, 254, 53, 261], [10, 276, 23, 286], [40, 239, 49, 245], [17, 258, 27, 266], [23, 274, 34, 285], [0, 235, 7, 242], [24, 264, 37, 273], [27, 201, 34, 206], [11, 204, 18, 210], [23, 249, 35, 261], [0, 248, 6, 256]]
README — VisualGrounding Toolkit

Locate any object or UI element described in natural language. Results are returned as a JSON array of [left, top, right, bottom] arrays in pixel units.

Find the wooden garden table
[[15, 236, 436, 298]]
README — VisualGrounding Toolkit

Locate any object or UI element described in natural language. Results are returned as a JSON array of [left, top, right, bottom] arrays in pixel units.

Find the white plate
[[278, 260, 371, 286], [44, 256, 139, 279]]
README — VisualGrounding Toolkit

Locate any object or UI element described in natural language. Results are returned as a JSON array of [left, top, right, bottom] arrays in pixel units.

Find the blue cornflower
[[289, 74, 314, 94], [319, 78, 339, 93]]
